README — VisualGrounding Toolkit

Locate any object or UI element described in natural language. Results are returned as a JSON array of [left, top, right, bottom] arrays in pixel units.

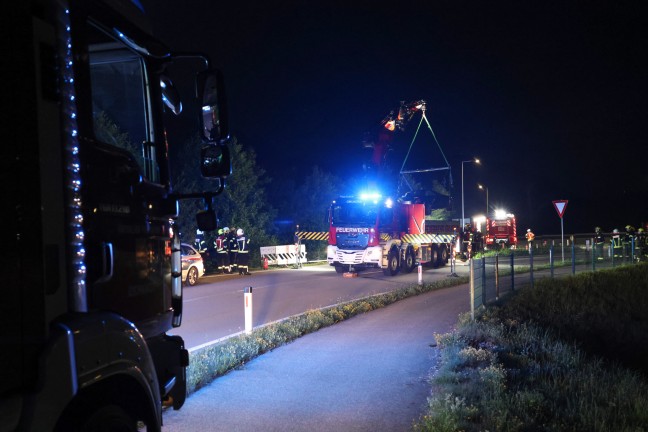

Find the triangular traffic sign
[[552, 200, 568, 218]]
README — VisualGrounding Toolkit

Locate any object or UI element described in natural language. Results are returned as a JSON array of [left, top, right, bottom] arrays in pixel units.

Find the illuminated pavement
[[161, 282, 470, 431]]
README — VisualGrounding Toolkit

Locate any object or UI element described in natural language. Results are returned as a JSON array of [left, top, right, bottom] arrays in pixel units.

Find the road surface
[[176, 262, 470, 349], [162, 282, 469, 431]]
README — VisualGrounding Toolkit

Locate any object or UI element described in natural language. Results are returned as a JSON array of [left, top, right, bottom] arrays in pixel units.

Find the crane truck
[[4, 1, 231, 430], [327, 193, 456, 275], [327, 101, 457, 275]]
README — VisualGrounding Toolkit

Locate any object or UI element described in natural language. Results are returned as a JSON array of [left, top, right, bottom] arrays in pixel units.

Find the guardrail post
[[470, 258, 475, 320], [418, 262, 423, 286], [550, 245, 554, 278], [529, 246, 534, 288], [632, 237, 636, 263], [495, 254, 500, 300], [510, 253, 515, 291], [244, 286, 253, 334], [591, 238, 595, 271], [571, 242, 576, 275], [481, 257, 486, 305]]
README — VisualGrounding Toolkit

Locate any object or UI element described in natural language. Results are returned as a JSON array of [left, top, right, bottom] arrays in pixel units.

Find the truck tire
[[430, 247, 439, 267], [82, 405, 138, 432], [334, 264, 346, 274], [401, 247, 416, 273], [383, 250, 400, 276], [56, 402, 139, 432], [438, 245, 448, 265]]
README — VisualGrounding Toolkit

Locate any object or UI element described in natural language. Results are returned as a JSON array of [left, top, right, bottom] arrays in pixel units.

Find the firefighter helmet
[[223, 227, 230, 233], [218, 228, 223, 235], [237, 228, 244, 236]]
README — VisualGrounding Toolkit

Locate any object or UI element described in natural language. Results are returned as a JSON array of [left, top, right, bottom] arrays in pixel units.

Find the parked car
[[181, 243, 205, 286]]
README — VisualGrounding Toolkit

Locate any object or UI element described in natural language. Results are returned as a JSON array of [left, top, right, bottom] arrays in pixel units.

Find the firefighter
[[611, 228, 623, 258], [594, 227, 605, 260], [194, 229, 207, 252], [236, 228, 252, 275], [624, 225, 636, 259], [228, 227, 239, 274], [215, 228, 230, 273], [525, 229, 535, 252], [637, 228, 646, 261], [462, 223, 474, 259]]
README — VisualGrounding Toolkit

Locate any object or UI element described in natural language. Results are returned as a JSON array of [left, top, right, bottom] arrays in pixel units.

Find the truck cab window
[[87, 23, 158, 182]]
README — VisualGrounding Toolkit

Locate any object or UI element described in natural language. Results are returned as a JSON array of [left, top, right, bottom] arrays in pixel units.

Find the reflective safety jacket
[[237, 235, 250, 253]]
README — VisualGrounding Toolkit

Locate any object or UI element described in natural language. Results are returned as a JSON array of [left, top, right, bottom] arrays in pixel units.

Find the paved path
[[162, 283, 470, 431]]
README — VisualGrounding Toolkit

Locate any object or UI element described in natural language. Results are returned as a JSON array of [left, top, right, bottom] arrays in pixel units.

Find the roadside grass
[[187, 274, 469, 394], [415, 263, 648, 431]]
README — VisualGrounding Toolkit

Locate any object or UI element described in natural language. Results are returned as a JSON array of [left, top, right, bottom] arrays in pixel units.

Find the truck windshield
[[87, 24, 157, 181], [331, 202, 379, 226]]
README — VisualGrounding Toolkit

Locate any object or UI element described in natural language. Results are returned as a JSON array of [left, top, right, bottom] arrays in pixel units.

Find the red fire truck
[[484, 210, 518, 248], [327, 193, 456, 275]]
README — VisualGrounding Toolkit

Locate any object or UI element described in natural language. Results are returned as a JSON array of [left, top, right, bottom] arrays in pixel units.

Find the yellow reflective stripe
[[296, 232, 329, 241]]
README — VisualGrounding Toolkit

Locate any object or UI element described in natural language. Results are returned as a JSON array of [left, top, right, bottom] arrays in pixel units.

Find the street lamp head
[[461, 158, 481, 165]]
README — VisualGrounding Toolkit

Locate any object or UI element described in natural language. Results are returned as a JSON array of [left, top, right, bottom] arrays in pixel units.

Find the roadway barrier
[[260, 244, 307, 266], [295, 231, 329, 241]]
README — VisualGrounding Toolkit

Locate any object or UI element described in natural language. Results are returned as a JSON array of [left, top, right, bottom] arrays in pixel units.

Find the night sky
[[142, 1, 647, 235]]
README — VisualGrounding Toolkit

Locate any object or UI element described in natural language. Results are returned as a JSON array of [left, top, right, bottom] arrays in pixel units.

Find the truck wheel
[[383, 250, 400, 276], [56, 403, 138, 432], [402, 248, 416, 273], [334, 264, 346, 274], [82, 405, 138, 432], [438, 246, 448, 265], [186, 266, 199, 286], [431, 247, 439, 267]]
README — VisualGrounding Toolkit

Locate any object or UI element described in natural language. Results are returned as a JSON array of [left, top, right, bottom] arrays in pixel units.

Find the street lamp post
[[461, 158, 480, 231], [478, 184, 489, 216]]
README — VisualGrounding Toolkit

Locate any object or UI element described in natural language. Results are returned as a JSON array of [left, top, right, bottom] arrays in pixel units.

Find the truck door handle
[[96, 242, 113, 283]]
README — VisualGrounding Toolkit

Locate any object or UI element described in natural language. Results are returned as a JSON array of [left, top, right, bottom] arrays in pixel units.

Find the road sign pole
[[561, 217, 565, 263], [553, 200, 568, 263]]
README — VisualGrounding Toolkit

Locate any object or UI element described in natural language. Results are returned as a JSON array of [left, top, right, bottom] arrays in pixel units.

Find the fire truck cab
[[5, 0, 230, 430]]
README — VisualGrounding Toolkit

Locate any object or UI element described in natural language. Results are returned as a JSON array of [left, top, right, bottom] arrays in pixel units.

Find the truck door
[[77, 20, 174, 335]]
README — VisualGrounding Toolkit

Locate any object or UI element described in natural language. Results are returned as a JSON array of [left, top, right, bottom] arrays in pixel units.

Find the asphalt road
[[175, 262, 470, 349], [161, 282, 470, 431]]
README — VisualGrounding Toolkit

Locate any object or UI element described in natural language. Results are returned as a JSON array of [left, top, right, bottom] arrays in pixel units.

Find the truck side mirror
[[196, 69, 229, 144], [200, 144, 231, 178]]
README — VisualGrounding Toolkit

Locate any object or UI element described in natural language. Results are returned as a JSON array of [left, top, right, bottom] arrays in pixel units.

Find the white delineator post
[[418, 262, 423, 286], [244, 286, 253, 334]]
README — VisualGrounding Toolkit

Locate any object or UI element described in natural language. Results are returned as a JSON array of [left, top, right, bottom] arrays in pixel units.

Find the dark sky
[[142, 1, 647, 235]]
